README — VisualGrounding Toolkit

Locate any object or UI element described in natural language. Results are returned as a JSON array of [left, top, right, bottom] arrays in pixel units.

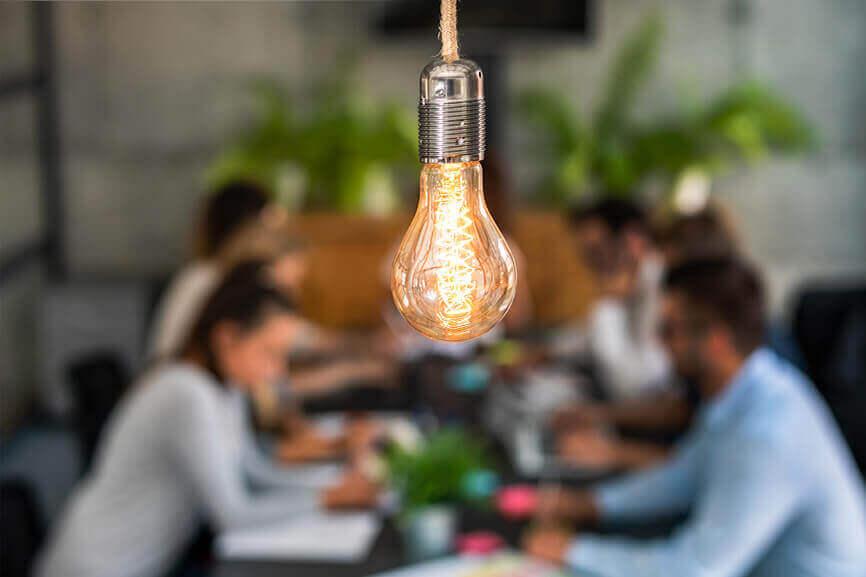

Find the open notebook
[[217, 511, 381, 562]]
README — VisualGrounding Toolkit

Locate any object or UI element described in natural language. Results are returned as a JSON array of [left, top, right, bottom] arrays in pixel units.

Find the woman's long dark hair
[[179, 260, 295, 383], [196, 181, 270, 259]]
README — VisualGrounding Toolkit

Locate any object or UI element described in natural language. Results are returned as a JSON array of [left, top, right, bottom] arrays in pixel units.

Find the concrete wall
[[1, 0, 865, 429], [1, 3, 43, 433], [3, 0, 864, 294], [508, 0, 866, 311]]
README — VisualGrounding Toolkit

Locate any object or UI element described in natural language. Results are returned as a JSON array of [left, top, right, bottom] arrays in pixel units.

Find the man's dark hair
[[568, 198, 647, 236], [654, 207, 739, 264], [664, 257, 766, 355], [199, 180, 270, 258], [180, 261, 296, 381]]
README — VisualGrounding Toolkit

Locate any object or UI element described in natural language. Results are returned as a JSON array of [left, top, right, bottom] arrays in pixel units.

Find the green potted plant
[[207, 55, 417, 214], [518, 13, 815, 210], [383, 428, 496, 561]]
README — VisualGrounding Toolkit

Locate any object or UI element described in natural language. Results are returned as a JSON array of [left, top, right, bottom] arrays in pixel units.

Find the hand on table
[[344, 359, 398, 389], [558, 428, 669, 470], [281, 408, 313, 437], [277, 430, 343, 463], [522, 525, 573, 566], [535, 487, 599, 525], [550, 403, 607, 431], [556, 428, 624, 470], [321, 470, 380, 510], [345, 416, 383, 457]]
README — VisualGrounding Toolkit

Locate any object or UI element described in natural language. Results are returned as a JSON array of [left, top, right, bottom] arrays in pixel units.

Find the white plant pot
[[401, 505, 457, 562]]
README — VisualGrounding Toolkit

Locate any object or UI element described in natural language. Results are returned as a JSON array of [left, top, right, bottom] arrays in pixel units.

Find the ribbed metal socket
[[418, 58, 486, 164]]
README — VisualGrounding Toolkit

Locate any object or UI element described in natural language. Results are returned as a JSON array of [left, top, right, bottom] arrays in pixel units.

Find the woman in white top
[[564, 199, 671, 399], [147, 181, 385, 403], [37, 271, 377, 577], [149, 180, 279, 360]]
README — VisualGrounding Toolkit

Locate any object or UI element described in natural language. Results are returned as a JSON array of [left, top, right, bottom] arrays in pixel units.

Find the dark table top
[[214, 357, 677, 577]]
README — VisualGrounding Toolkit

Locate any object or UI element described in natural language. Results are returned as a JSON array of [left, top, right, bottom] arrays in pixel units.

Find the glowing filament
[[433, 165, 476, 328]]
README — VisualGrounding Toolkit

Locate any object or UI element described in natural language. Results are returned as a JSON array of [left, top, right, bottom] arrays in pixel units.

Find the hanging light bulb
[[391, 57, 517, 342]]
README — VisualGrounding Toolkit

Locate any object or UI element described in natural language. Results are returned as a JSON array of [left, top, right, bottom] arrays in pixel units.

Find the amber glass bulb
[[391, 161, 517, 342]]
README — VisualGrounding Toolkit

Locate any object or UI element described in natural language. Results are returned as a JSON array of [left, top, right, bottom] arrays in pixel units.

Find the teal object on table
[[447, 363, 491, 393], [461, 468, 499, 500]]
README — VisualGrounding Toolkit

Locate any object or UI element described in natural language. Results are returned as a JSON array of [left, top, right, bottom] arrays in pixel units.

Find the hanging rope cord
[[439, 0, 459, 62]]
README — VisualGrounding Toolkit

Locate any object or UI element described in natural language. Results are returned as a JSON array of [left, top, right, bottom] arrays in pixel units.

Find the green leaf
[[205, 61, 417, 213], [516, 89, 589, 205], [384, 428, 492, 512], [517, 89, 584, 154], [701, 81, 815, 158], [594, 12, 663, 139]]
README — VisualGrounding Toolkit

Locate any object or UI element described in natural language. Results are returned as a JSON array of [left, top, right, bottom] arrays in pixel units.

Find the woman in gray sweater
[[37, 269, 376, 577]]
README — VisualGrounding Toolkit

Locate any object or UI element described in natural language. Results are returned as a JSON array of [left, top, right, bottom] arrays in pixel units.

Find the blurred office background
[[0, 0, 864, 514]]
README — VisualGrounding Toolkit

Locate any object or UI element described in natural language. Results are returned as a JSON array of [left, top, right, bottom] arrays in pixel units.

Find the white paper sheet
[[277, 463, 344, 489], [217, 511, 381, 562], [367, 553, 568, 577], [312, 413, 414, 438]]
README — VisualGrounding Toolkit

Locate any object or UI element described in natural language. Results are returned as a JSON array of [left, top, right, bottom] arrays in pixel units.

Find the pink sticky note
[[457, 532, 505, 555], [496, 485, 538, 519]]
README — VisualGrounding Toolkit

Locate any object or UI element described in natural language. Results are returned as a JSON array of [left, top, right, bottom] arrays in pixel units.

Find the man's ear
[[704, 324, 734, 358]]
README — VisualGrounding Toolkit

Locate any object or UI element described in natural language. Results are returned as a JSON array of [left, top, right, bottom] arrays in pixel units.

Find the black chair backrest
[[66, 351, 131, 472], [792, 284, 866, 478], [793, 286, 866, 395], [0, 477, 45, 577]]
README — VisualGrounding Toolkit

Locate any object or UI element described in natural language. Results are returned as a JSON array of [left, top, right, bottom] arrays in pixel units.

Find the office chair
[[792, 284, 866, 479], [66, 351, 131, 472], [0, 477, 45, 577]]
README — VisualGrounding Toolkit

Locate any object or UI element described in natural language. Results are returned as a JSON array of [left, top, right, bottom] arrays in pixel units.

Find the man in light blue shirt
[[525, 258, 866, 577]]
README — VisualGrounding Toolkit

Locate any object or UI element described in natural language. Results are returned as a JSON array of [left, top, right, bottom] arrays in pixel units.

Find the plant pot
[[400, 505, 457, 562]]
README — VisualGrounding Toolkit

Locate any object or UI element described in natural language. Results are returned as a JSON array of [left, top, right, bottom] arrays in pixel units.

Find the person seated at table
[[212, 259, 391, 462], [148, 179, 277, 361], [655, 202, 741, 268], [234, 253, 395, 403], [553, 204, 743, 469], [563, 198, 670, 400], [148, 181, 394, 415], [252, 236, 393, 362], [37, 272, 379, 577], [148, 179, 357, 364], [524, 257, 866, 577]]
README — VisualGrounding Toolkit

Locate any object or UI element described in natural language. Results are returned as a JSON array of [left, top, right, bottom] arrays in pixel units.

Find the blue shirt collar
[[699, 347, 774, 430]]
